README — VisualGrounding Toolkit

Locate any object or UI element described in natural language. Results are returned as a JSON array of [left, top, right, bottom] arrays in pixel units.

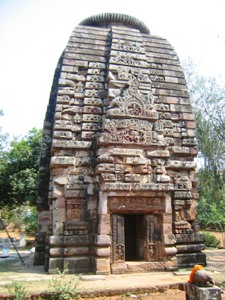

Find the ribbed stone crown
[[79, 13, 150, 34]]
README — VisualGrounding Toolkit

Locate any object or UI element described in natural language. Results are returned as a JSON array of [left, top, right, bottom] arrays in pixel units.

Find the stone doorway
[[111, 213, 166, 273], [111, 213, 163, 263], [123, 214, 144, 261]]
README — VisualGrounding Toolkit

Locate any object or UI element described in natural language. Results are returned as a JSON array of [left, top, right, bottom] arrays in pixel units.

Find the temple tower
[[34, 13, 206, 274]]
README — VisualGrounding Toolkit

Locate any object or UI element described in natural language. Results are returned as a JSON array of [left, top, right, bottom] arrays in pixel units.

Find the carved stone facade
[[34, 13, 206, 274]]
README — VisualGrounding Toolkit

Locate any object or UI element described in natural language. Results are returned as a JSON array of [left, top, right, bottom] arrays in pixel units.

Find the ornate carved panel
[[66, 199, 86, 221], [107, 77, 158, 120], [100, 118, 156, 145], [109, 197, 162, 212], [144, 214, 162, 261], [64, 222, 89, 235], [111, 215, 125, 262]]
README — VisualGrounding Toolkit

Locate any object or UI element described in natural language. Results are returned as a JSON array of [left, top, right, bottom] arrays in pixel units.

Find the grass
[[0, 254, 82, 298], [0, 253, 49, 295], [0, 279, 52, 295]]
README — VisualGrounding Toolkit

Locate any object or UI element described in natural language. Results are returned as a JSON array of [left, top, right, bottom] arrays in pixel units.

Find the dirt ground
[[79, 290, 186, 300], [1, 231, 225, 299]]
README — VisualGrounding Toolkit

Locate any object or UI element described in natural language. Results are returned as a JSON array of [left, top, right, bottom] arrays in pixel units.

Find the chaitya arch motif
[[34, 13, 206, 274]]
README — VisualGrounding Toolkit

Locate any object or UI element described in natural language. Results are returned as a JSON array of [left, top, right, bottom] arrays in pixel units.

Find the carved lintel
[[109, 197, 162, 212]]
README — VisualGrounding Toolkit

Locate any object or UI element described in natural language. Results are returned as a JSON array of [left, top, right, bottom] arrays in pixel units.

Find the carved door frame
[[144, 214, 163, 261], [111, 213, 163, 263], [111, 214, 125, 263]]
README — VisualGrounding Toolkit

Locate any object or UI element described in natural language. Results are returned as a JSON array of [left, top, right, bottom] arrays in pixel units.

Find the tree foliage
[[183, 59, 225, 230], [1, 204, 38, 233], [0, 127, 42, 207], [0, 111, 10, 206], [0, 110, 9, 170]]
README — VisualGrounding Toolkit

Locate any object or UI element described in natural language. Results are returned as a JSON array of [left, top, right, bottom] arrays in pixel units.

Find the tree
[[0, 110, 9, 167], [0, 128, 42, 207], [182, 59, 225, 230], [0, 110, 10, 204], [183, 59, 225, 170]]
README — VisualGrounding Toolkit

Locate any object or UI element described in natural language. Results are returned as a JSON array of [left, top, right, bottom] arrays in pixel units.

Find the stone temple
[[34, 13, 206, 274]]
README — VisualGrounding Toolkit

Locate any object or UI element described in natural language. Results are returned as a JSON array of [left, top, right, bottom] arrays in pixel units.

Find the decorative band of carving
[[79, 13, 150, 34]]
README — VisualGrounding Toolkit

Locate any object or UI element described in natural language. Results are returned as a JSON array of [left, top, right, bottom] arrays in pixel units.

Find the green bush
[[22, 207, 38, 234], [6, 282, 27, 300], [0, 204, 37, 234], [49, 268, 80, 300], [202, 232, 220, 248]]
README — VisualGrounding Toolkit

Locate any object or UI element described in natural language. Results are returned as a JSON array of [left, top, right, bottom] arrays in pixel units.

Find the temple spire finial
[[79, 13, 150, 34]]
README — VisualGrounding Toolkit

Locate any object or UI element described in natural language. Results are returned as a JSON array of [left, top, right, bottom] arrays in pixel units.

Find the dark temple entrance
[[123, 214, 144, 261], [111, 212, 167, 273]]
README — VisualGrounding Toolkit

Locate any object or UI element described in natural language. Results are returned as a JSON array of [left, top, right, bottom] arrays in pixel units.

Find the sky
[[0, 0, 225, 139]]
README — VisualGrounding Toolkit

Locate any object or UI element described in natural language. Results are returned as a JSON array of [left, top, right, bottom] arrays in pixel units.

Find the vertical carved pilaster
[[144, 214, 163, 261], [111, 215, 125, 262]]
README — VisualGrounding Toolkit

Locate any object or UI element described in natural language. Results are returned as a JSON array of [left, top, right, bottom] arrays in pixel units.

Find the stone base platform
[[111, 261, 175, 274], [186, 282, 221, 300]]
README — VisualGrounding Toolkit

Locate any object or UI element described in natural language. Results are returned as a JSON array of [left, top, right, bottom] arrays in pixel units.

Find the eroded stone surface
[[186, 282, 221, 300]]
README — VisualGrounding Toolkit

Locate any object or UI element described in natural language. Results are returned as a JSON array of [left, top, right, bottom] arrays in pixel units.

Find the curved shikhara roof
[[79, 13, 150, 34]]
